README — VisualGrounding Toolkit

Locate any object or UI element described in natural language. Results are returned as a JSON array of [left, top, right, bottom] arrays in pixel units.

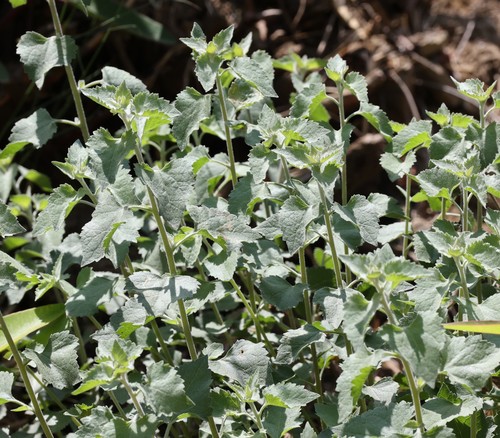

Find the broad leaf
[[275, 324, 325, 365], [259, 276, 305, 311], [24, 331, 80, 390], [0, 201, 25, 237], [263, 406, 302, 438], [263, 382, 319, 408], [17, 32, 77, 88]]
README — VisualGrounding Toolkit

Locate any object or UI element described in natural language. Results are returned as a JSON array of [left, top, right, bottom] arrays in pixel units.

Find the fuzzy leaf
[[2, 109, 57, 160], [101, 66, 147, 94], [24, 331, 80, 390], [325, 55, 348, 82], [209, 339, 270, 386], [417, 168, 460, 199], [143, 361, 193, 417], [451, 77, 496, 103], [441, 335, 500, 390], [361, 378, 399, 406], [380, 151, 416, 182], [259, 276, 305, 311], [263, 382, 319, 408], [263, 406, 302, 438], [66, 274, 116, 317], [0, 371, 28, 410], [345, 71, 368, 103], [343, 291, 381, 351], [178, 356, 213, 419], [0, 201, 25, 237], [173, 87, 211, 150], [33, 184, 84, 236], [17, 32, 77, 88], [381, 311, 447, 386], [358, 102, 393, 141], [275, 324, 325, 365], [230, 52, 277, 98], [393, 120, 432, 156]]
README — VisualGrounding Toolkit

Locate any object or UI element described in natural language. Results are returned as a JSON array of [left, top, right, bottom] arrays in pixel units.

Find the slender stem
[[71, 317, 88, 364], [378, 289, 424, 432], [120, 374, 145, 417], [215, 72, 237, 187], [249, 401, 264, 431], [441, 197, 447, 220], [470, 409, 477, 438], [46, 0, 90, 141], [229, 279, 275, 357], [462, 185, 469, 232], [403, 174, 412, 258], [299, 247, 323, 399], [0, 311, 55, 438], [150, 319, 174, 365], [109, 390, 128, 418], [318, 184, 344, 287]]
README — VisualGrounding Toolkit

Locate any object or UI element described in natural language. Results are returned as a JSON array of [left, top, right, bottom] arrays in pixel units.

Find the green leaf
[[17, 32, 77, 88], [0, 371, 28, 410], [66, 274, 116, 317], [345, 71, 368, 103], [358, 102, 393, 141], [451, 77, 496, 103], [9, 0, 27, 6], [173, 87, 211, 150], [1, 109, 57, 160], [178, 356, 213, 419], [416, 168, 460, 199], [126, 271, 199, 315], [263, 406, 302, 438], [313, 287, 357, 331], [290, 83, 327, 120], [33, 184, 84, 236], [325, 55, 348, 82], [143, 361, 193, 417], [209, 339, 270, 386], [263, 382, 319, 408], [80, 191, 141, 266], [380, 311, 447, 386], [101, 66, 147, 94], [337, 351, 384, 422], [189, 205, 260, 252], [230, 52, 278, 98], [362, 378, 399, 406], [0, 304, 65, 352], [343, 291, 381, 351], [23, 331, 80, 390], [228, 174, 270, 215], [441, 335, 500, 390], [380, 151, 416, 182], [339, 402, 414, 437], [137, 158, 194, 230], [204, 247, 239, 281], [259, 276, 305, 311], [0, 200, 25, 237], [393, 119, 432, 156], [275, 324, 325, 365]]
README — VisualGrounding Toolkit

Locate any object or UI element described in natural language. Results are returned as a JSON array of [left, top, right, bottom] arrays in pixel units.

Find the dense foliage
[[1, 1, 500, 437]]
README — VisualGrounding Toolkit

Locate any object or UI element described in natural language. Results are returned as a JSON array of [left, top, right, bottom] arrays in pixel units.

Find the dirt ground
[[1, 0, 499, 224]]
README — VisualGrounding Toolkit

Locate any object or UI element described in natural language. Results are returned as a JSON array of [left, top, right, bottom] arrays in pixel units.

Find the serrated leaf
[[416, 167, 460, 199], [173, 87, 211, 150], [101, 66, 147, 94], [259, 276, 305, 311], [230, 52, 278, 98], [337, 351, 383, 422], [17, 32, 77, 88], [290, 83, 327, 120], [80, 191, 141, 266], [209, 339, 270, 386], [325, 55, 348, 82], [358, 102, 393, 141], [345, 71, 368, 103], [393, 119, 432, 156], [343, 291, 381, 351], [1, 109, 57, 160], [178, 355, 213, 419], [66, 274, 116, 317], [313, 287, 357, 331], [142, 361, 193, 417], [263, 382, 319, 408], [361, 378, 399, 406], [195, 52, 223, 92], [137, 158, 194, 230], [451, 77, 496, 103], [263, 406, 302, 438], [33, 184, 84, 236], [189, 205, 259, 252], [23, 331, 80, 390], [380, 151, 416, 182], [0, 304, 65, 352], [442, 335, 500, 390], [275, 324, 325, 365], [340, 402, 414, 437], [228, 174, 270, 215], [0, 200, 25, 237], [380, 311, 446, 386]]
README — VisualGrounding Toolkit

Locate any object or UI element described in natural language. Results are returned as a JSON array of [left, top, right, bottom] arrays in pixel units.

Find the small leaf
[[263, 382, 319, 408], [358, 102, 393, 141], [230, 52, 278, 98], [0, 200, 25, 237], [23, 331, 80, 390], [325, 55, 348, 82], [17, 32, 77, 88], [451, 77, 496, 103], [0, 304, 65, 352], [0, 371, 28, 409], [275, 324, 325, 365], [345, 71, 368, 103], [393, 119, 432, 156], [416, 168, 460, 199], [101, 66, 147, 94], [1, 109, 57, 160]]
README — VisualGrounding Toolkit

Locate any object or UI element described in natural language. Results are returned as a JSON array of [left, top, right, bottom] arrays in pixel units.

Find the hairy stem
[[403, 174, 412, 258], [121, 374, 145, 417], [216, 72, 238, 187], [0, 310, 55, 438]]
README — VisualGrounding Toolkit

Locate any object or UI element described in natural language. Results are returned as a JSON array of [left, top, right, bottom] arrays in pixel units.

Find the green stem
[[249, 401, 264, 431], [109, 390, 128, 418], [299, 247, 323, 399], [403, 174, 412, 258], [150, 319, 174, 365], [462, 185, 469, 232], [71, 317, 88, 364], [0, 310, 55, 438], [318, 184, 344, 287], [441, 197, 447, 220], [215, 72, 237, 187], [470, 409, 477, 438], [229, 279, 275, 357], [46, 0, 90, 141], [378, 290, 424, 432], [120, 374, 145, 417]]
